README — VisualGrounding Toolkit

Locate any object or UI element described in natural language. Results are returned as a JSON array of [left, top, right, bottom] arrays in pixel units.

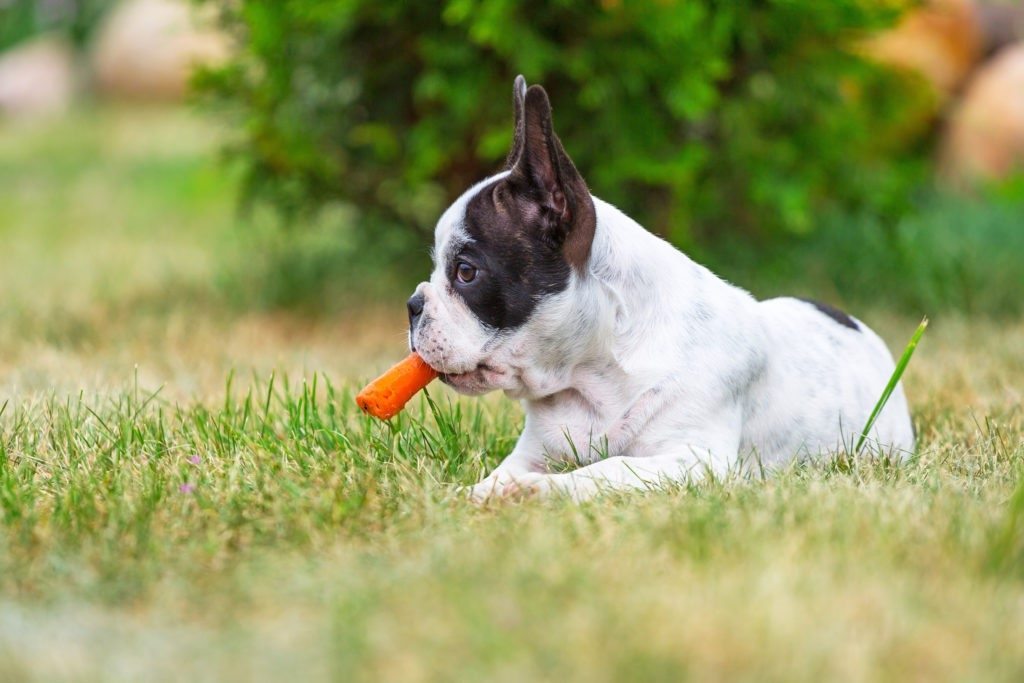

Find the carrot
[[356, 352, 439, 420]]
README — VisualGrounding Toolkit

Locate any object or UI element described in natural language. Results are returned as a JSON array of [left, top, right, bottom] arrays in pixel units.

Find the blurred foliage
[[709, 179, 1024, 317], [217, 205, 426, 313], [0, 0, 113, 50], [814, 185, 1024, 317], [198, 0, 932, 246]]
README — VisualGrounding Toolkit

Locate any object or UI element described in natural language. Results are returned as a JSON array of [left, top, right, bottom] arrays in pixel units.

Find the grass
[[1, 107, 1023, 681], [855, 317, 927, 454], [1, 371, 1023, 681]]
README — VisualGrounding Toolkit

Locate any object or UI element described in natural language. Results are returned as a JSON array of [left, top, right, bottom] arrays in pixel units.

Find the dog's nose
[[407, 292, 425, 331]]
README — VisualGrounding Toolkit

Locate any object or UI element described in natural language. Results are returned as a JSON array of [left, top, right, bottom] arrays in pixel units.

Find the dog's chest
[[527, 382, 649, 464]]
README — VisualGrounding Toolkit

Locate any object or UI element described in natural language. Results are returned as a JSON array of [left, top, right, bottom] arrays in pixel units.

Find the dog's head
[[408, 76, 597, 396]]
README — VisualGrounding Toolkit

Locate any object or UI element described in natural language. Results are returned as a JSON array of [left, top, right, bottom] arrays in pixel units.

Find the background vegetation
[[0, 0, 113, 50], [194, 0, 1024, 317], [198, 0, 929, 244], [706, 183, 1024, 317]]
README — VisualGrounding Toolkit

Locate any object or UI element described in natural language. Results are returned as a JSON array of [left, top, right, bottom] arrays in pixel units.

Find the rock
[[92, 0, 229, 101], [941, 42, 1024, 184], [0, 36, 75, 119], [977, 1, 1024, 56], [865, 0, 983, 98]]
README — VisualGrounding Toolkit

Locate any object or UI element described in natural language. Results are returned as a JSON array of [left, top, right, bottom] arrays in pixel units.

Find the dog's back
[[740, 297, 915, 464]]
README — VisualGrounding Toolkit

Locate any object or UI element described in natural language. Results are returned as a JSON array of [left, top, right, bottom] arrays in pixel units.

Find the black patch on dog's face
[[798, 298, 860, 331], [443, 77, 596, 332], [449, 179, 574, 330]]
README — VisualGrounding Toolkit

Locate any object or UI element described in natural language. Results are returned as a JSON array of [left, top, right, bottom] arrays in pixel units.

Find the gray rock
[[91, 0, 229, 101], [0, 36, 75, 119], [977, 1, 1024, 56], [941, 42, 1024, 185]]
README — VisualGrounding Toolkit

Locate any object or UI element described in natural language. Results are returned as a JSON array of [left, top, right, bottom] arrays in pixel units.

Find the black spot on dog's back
[[797, 298, 860, 331]]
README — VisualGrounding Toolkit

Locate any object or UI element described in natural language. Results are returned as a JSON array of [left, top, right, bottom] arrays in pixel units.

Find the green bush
[[199, 0, 929, 246], [707, 180, 1024, 317], [825, 187, 1024, 317]]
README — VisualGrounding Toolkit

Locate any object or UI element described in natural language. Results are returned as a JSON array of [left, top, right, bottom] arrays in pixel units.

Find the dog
[[407, 76, 915, 502]]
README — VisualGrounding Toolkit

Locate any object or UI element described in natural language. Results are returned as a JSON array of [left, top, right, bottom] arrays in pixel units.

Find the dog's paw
[[463, 472, 551, 504], [499, 472, 550, 500], [463, 474, 511, 504]]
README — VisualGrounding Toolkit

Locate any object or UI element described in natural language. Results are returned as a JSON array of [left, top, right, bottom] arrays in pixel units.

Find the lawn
[[1, 108, 1023, 682]]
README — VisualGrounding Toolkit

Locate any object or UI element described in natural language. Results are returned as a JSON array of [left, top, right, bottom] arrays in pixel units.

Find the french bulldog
[[407, 76, 915, 503]]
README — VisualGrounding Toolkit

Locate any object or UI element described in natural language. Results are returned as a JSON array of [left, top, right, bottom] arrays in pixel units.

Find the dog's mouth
[[435, 364, 511, 396], [439, 363, 499, 383]]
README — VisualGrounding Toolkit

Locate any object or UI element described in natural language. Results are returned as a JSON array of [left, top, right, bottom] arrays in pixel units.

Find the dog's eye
[[456, 262, 478, 284]]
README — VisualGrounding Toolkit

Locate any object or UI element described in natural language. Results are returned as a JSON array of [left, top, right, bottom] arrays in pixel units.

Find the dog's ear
[[508, 84, 596, 271], [505, 75, 527, 169]]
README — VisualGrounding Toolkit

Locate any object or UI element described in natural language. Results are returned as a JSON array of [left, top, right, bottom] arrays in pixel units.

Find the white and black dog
[[407, 76, 915, 502]]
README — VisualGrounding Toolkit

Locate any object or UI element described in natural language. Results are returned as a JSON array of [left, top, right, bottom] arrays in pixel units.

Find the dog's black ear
[[505, 75, 527, 169], [508, 84, 596, 271]]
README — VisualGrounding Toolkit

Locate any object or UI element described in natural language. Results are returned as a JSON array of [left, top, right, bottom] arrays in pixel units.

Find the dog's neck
[[515, 196, 708, 401]]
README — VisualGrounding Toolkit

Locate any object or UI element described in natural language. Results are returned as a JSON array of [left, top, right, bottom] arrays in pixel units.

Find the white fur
[[412, 180, 915, 503]]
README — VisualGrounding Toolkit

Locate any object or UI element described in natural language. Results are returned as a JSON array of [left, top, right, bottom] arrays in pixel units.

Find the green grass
[[1, 108, 1023, 681], [855, 317, 927, 454], [1, 375, 1023, 681]]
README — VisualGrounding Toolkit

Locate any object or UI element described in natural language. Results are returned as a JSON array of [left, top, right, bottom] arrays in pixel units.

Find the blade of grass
[[855, 317, 928, 454]]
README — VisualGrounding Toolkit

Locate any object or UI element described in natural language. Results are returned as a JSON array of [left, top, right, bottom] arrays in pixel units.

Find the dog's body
[[408, 77, 914, 502]]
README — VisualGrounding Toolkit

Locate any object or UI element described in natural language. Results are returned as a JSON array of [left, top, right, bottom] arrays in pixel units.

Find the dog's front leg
[[489, 388, 744, 502], [506, 401, 744, 502], [520, 447, 737, 502], [466, 430, 550, 504]]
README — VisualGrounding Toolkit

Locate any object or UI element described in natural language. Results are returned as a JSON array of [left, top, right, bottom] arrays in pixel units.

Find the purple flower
[[179, 482, 196, 494], [188, 455, 202, 465]]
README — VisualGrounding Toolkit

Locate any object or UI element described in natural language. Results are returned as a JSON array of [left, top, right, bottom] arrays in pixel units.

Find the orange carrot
[[356, 353, 439, 420]]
